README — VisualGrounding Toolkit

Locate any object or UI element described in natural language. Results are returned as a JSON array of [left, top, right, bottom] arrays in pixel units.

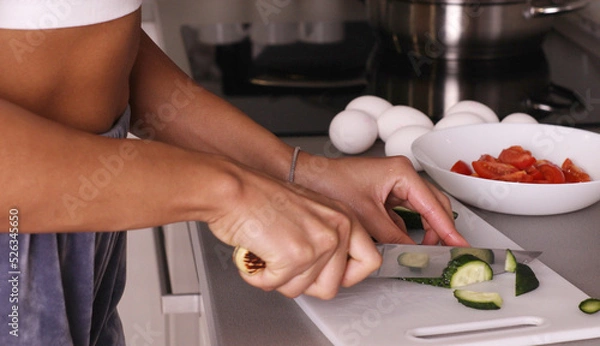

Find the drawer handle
[[154, 227, 202, 315]]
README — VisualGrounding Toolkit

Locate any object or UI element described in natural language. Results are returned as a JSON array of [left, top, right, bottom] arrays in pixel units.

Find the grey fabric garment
[[1, 107, 132, 345]]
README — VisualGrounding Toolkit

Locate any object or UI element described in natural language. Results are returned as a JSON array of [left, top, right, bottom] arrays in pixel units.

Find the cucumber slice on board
[[392, 206, 458, 230], [450, 247, 495, 264], [579, 298, 600, 314], [505, 248, 517, 273], [446, 254, 494, 288], [453, 290, 503, 310], [515, 263, 540, 296], [401, 254, 493, 289]]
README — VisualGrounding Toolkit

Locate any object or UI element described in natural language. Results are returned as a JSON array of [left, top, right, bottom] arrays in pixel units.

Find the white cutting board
[[295, 198, 600, 346]]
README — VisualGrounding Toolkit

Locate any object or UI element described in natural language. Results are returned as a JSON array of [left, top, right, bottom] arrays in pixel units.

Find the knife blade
[[370, 244, 542, 279]]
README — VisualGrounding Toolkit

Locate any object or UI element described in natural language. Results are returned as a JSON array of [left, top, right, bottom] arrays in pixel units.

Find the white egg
[[434, 111, 486, 130], [329, 109, 378, 155], [377, 105, 434, 142], [501, 112, 539, 124], [384, 125, 432, 171], [445, 100, 499, 123], [345, 95, 393, 120]]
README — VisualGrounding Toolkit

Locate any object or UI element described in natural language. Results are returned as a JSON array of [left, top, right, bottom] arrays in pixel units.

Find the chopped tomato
[[451, 160, 473, 176], [562, 158, 591, 183], [497, 170, 534, 183], [525, 165, 545, 181], [478, 154, 499, 163], [498, 146, 537, 170], [535, 160, 566, 184], [448, 145, 592, 184], [472, 160, 519, 180]]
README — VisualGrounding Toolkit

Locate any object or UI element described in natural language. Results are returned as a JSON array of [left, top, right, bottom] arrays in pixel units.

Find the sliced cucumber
[[515, 263, 539, 296], [450, 247, 495, 264], [397, 252, 430, 269], [453, 290, 503, 310], [400, 254, 493, 289], [579, 298, 600, 314], [445, 254, 494, 288], [399, 277, 448, 288], [392, 207, 425, 229], [392, 206, 458, 230], [505, 248, 517, 273]]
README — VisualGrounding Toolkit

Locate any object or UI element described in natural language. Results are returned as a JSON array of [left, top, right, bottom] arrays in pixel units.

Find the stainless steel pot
[[366, 47, 586, 120], [367, 0, 590, 59]]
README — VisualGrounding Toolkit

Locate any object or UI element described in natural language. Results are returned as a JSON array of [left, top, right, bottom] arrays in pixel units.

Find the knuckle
[[288, 242, 316, 265], [317, 229, 339, 252], [330, 208, 352, 232]]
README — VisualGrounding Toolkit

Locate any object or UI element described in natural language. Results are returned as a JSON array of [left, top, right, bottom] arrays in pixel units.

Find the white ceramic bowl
[[411, 123, 600, 215]]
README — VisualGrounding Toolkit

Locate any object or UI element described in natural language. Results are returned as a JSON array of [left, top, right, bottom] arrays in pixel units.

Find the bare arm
[[129, 32, 295, 181], [0, 98, 243, 233], [128, 32, 468, 247], [1, 96, 383, 297]]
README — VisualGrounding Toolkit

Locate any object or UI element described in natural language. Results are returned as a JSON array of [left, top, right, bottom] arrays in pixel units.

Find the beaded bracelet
[[288, 146, 301, 183]]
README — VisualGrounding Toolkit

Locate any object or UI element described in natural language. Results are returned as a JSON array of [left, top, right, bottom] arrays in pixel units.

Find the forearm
[[129, 33, 295, 181], [1, 99, 242, 233]]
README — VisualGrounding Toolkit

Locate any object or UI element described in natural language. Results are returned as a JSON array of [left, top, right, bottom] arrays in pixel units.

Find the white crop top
[[0, 0, 143, 29]]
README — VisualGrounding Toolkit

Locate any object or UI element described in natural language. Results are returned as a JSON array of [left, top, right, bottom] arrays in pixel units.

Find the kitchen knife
[[233, 244, 541, 278], [372, 244, 542, 279]]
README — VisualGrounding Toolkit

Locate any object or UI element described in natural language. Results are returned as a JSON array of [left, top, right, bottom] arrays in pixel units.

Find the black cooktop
[[184, 25, 600, 136]]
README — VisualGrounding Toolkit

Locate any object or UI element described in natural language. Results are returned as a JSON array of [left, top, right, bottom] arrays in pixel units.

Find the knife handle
[[233, 246, 266, 275]]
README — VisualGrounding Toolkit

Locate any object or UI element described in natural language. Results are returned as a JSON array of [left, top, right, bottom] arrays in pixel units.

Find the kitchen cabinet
[[119, 223, 208, 346], [118, 228, 167, 346]]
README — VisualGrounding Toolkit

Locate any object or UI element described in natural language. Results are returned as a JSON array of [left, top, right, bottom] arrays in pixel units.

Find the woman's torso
[[0, 9, 141, 133]]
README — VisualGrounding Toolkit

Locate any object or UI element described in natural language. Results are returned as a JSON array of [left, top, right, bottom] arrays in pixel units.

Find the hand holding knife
[[234, 244, 541, 279]]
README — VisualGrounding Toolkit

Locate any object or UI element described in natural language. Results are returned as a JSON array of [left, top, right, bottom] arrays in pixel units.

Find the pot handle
[[526, 0, 589, 18], [524, 83, 587, 114]]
